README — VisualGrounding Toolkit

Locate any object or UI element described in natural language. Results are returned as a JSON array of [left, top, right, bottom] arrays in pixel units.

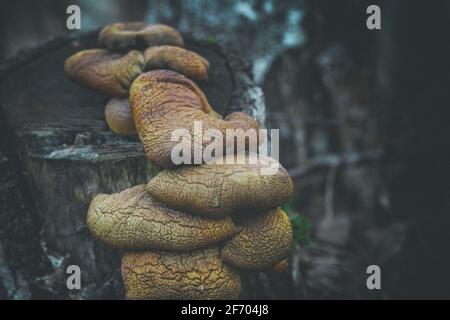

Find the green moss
[[207, 36, 217, 44], [289, 214, 310, 246], [283, 200, 310, 246]]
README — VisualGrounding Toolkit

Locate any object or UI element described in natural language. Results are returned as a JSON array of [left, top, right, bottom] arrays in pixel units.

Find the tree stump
[[0, 31, 265, 299]]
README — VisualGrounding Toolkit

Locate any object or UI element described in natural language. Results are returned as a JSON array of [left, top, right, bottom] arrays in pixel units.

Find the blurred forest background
[[1, 0, 450, 299]]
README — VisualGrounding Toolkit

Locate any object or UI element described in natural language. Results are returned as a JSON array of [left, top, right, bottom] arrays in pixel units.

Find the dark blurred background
[[1, 0, 450, 299]]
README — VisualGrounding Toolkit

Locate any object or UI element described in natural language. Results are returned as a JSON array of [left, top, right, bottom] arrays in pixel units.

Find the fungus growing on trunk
[[64, 49, 144, 97], [104, 98, 137, 135], [98, 22, 184, 51], [146, 154, 293, 218], [121, 247, 241, 300], [87, 185, 236, 251], [67, 21, 296, 300], [144, 46, 210, 80], [221, 208, 293, 269], [130, 70, 261, 168]]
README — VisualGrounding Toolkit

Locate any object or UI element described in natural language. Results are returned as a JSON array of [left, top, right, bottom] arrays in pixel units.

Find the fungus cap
[[146, 154, 293, 218], [144, 46, 209, 80], [130, 70, 261, 168], [64, 49, 144, 97], [273, 259, 289, 273], [221, 208, 293, 269], [87, 185, 237, 251], [98, 22, 184, 51], [104, 98, 137, 135], [122, 247, 241, 300]]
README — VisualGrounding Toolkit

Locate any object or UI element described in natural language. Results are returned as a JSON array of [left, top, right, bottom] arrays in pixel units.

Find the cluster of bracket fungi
[[64, 22, 294, 299]]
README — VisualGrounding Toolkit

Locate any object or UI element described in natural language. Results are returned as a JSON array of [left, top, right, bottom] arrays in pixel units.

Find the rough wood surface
[[0, 31, 265, 299]]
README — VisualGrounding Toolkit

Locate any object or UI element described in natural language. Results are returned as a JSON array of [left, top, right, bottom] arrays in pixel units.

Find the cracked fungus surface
[[144, 46, 210, 81], [122, 247, 241, 300], [64, 49, 144, 97], [129, 70, 260, 168], [98, 22, 184, 51], [222, 208, 293, 269], [146, 155, 293, 218], [87, 185, 236, 251]]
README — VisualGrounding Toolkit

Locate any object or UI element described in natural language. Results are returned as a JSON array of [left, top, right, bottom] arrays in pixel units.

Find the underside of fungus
[[69, 22, 295, 300]]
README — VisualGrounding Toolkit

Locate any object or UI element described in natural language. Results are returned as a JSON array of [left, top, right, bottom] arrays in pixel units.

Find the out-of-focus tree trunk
[[375, 0, 450, 298]]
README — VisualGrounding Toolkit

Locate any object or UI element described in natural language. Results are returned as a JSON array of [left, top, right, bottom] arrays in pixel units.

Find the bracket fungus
[[104, 98, 137, 135], [98, 22, 184, 51], [122, 247, 241, 300], [130, 70, 261, 168], [146, 154, 293, 218], [87, 185, 236, 251], [71, 22, 296, 300], [64, 49, 144, 97], [144, 46, 210, 80], [221, 208, 293, 270]]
